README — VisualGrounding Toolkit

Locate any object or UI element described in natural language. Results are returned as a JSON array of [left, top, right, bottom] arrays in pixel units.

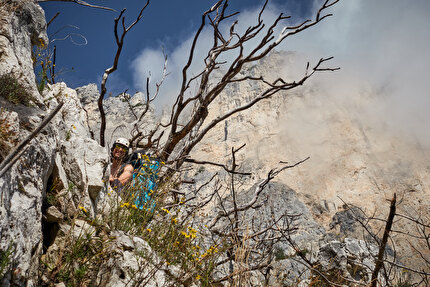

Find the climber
[[109, 137, 134, 192]]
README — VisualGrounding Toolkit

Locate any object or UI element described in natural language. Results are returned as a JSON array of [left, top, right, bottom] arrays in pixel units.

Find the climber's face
[[112, 144, 127, 159]]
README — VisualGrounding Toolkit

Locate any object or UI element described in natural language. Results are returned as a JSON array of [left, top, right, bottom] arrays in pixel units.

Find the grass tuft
[[0, 74, 35, 106]]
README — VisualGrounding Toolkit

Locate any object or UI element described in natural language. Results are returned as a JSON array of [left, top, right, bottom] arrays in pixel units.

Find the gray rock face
[[209, 181, 327, 286], [76, 84, 157, 147], [0, 3, 425, 286], [95, 231, 174, 287], [0, 5, 107, 285], [208, 182, 395, 286], [0, 139, 56, 285], [316, 238, 380, 285], [0, 1, 48, 105], [47, 83, 109, 220], [235, 181, 326, 248], [0, 81, 108, 285], [0, 3, 52, 285], [329, 206, 367, 235]]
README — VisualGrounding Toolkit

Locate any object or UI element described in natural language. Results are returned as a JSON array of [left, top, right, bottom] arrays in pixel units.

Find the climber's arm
[[118, 164, 134, 186]]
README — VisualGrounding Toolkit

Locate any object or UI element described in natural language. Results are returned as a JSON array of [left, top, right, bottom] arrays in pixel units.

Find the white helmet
[[113, 137, 129, 148]]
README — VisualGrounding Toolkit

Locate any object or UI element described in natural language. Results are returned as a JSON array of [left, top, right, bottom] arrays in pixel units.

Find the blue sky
[[40, 0, 315, 95]]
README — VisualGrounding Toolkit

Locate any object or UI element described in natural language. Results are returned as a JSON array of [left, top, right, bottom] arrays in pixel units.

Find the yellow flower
[[132, 204, 137, 209], [161, 208, 170, 214], [171, 217, 178, 224], [188, 226, 197, 238], [120, 202, 130, 208], [78, 205, 87, 213], [195, 274, 201, 280], [146, 228, 152, 233]]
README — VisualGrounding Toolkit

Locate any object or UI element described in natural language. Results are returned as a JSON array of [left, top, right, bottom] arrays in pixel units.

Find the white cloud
[[281, 0, 430, 147], [131, 2, 286, 109], [131, 0, 430, 146]]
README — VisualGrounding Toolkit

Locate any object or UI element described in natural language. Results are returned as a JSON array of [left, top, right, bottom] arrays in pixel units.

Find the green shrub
[[0, 242, 14, 280], [40, 177, 223, 286], [0, 74, 35, 106]]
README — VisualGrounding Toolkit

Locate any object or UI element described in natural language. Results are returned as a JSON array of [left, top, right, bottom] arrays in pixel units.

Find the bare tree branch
[[184, 158, 251, 176], [209, 157, 309, 229], [152, 0, 340, 176], [0, 101, 64, 177], [47, 12, 60, 27], [37, 0, 115, 11], [98, 1, 150, 147]]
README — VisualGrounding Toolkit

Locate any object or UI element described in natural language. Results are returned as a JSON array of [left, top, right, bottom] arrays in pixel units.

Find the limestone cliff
[[0, 3, 106, 285], [0, 1, 428, 286]]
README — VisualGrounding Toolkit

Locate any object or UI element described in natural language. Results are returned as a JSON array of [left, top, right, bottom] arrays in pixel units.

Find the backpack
[[128, 150, 161, 210]]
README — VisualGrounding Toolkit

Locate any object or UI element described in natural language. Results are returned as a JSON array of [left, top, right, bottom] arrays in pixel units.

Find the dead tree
[[98, 1, 150, 147], [125, 0, 339, 178], [158, 142, 311, 285], [37, 0, 115, 11], [93, 1, 340, 282], [370, 193, 397, 286], [207, 156, 310, 285], [0, 101, 64, 177], [339, 194, 430, 286]]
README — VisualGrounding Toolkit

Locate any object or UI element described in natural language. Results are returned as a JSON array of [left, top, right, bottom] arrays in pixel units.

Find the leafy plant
[[32, 38, 55, 93], [274, 246, 287, 261], [0, 74, 35, 106], [65, 130, 71, 141], [41, 223, 109, 286], [0, 242, 15, 280], [40, 172, 223, 286]]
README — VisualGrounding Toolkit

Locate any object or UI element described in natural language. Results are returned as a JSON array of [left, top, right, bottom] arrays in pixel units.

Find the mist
[[285, 0, 430, 147], [131, 0, 430, 147]]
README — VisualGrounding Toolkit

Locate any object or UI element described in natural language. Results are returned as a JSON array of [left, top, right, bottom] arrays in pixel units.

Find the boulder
[[94, 231, 175, 287], [48, 83, 108, 217], [44, 206, 63, 223]]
